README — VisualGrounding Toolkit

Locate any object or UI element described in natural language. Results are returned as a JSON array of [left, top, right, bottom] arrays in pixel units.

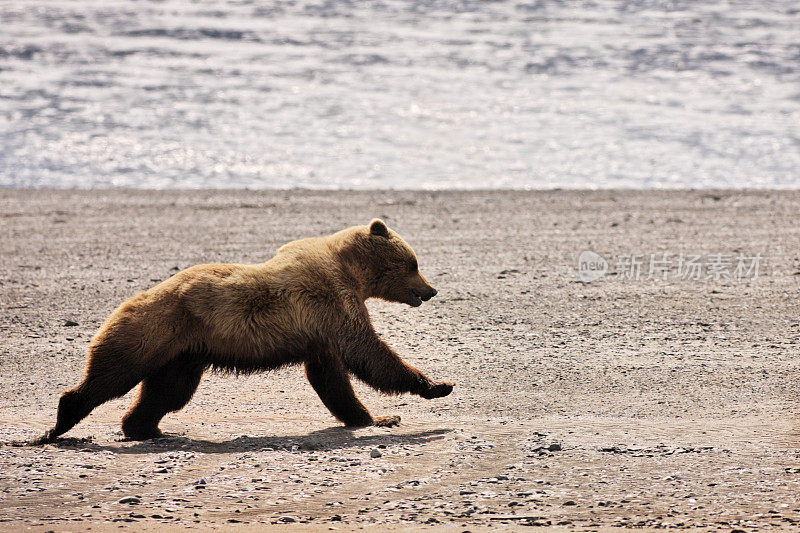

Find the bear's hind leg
[[35, 366, 146, 444], [121, 353, 205, 440]]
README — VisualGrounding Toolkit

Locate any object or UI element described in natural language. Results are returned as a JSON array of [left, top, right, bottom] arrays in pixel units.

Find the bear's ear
[[369, 219, 390, 238]]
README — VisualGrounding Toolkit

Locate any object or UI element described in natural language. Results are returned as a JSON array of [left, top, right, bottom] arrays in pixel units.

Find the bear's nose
[[430, 288, 438, 297]]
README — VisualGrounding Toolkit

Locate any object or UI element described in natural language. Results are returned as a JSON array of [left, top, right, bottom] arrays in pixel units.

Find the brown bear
[[35, 219, 453, 443]]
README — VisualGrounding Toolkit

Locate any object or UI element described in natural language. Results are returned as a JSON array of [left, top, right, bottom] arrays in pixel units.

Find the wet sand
[[1, 189, 799, 531]]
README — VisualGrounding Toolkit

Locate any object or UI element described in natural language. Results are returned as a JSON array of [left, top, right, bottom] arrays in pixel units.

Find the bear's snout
[[405, 271, 437, 306], [410, 286, 437, 304]]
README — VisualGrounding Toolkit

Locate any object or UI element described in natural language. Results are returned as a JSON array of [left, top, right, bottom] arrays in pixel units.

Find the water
[[1, 1, 798, 189]]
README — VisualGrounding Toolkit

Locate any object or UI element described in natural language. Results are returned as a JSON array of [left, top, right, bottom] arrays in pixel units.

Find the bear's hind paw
[[373, 415, 401, 427], [121, 428, 165, 441], [30, 435, 52, 446], [29, 430, 59, 446]]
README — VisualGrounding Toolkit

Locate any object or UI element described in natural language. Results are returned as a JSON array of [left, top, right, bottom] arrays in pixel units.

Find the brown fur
[[35, 219, 453, 443]]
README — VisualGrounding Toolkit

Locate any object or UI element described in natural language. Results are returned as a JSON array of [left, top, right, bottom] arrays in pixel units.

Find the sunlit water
[[1, 1, 798, 189]]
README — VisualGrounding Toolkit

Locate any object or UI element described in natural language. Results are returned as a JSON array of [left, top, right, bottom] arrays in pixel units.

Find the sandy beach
[[1, 189, 799, 531]]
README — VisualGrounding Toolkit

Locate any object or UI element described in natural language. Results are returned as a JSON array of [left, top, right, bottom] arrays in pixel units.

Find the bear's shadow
[[44, 426, 453, 455]]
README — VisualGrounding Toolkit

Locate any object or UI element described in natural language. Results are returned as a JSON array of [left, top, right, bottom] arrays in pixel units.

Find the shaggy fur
[[35, 219, 453, 443]]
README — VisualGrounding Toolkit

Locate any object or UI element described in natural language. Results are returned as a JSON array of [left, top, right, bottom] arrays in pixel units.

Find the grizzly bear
[[35, 219, 453, 443]]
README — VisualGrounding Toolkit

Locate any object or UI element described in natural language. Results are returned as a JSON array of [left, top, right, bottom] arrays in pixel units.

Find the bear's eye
[[409, 259, 418, 271]]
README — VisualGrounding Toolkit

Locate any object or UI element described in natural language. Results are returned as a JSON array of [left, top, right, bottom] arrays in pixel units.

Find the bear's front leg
[[304, 357, 399, 427], [341, 333, 455, 400]]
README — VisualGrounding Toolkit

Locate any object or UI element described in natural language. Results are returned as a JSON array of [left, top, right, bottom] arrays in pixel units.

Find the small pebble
[[370, 449, 382, 458], [118, 496, 140, 505]]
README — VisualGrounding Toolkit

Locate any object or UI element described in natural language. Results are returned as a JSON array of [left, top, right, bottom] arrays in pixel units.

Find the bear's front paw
[[420, 381, 454, 399], [373, 415, 401, 427]]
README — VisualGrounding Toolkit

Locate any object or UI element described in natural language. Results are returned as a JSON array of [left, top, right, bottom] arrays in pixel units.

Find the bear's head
[[358, 219, 437, 307]]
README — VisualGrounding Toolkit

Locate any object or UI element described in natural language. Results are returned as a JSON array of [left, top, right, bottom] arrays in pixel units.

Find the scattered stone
[[599, 446, 622, 453], [525, 520, 551, 526], [563, 500, 576, 506], [279, 516, 296, 523], [118, 496, 140, 505], [548, 443, 562, 452], [598, 444, 712, 456], [63, 320, 79, 327], [488, 514, 548, 521], [370, 449, 382, 458]]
